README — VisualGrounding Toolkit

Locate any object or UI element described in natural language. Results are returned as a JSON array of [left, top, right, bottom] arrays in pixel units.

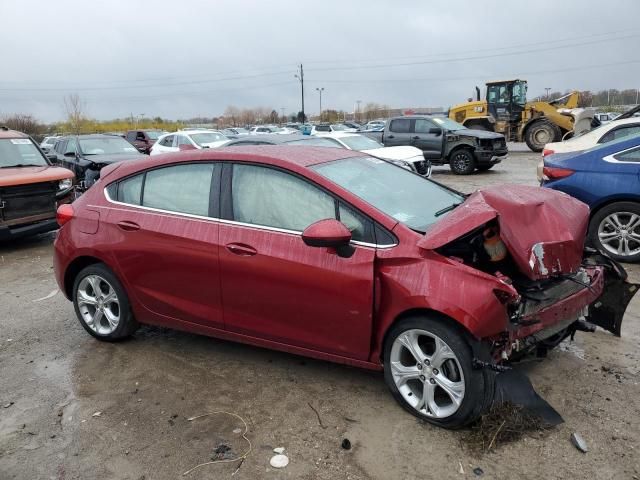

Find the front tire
[[589, 202, 640, 262], [525, 120, 561, 152], [72, 263, 139, 341], [383, 316, 494, 429], [449, 149, 476, 175]]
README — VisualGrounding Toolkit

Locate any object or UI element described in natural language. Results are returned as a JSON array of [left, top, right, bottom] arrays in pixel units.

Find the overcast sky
[[1, 0, 639, 122]]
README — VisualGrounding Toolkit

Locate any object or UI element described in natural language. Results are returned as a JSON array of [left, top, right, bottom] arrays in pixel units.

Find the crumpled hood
[[362, 145, 424, 162], [418, 185, 589, 280], [84, 153, 144, 165]]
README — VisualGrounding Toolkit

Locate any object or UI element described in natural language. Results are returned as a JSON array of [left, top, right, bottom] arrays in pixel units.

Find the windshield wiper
[[434, 202, 462, 217], [0, 164, 45, 168]]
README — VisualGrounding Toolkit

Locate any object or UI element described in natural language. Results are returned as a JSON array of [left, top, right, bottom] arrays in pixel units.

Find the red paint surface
[[53, 147, 602, 368], [419, 185, 589, 280]]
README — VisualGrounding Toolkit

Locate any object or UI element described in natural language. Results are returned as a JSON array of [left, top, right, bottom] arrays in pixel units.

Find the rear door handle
[[387, 135, 395, 139], [117, 220, 140, 231], [226, 243, 257, 256], [412, 136, 420, 140]]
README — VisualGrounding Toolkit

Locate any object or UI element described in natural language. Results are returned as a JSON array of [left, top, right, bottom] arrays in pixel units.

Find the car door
[[104, 162, 224, 329], [384, 118, 412, 147], [412, 118, 444, 160], [218, 163, 376, 360]]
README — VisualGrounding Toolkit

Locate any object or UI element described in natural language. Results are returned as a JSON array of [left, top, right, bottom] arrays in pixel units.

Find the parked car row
[[539, 107, 640, 263]]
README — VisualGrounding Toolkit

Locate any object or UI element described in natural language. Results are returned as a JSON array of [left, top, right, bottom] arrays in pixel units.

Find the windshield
[[0, 138, 48, 168], [79, 137, 139, 155], [339, 135, 383, 151], [145, 131, 164, 140], [431, 117, 466, 131], [313, 156, 464, 232], [190, 132, 227, 145]]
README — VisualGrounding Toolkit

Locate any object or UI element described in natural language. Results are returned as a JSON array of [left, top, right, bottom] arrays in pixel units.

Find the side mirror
[[178, 144, 197, 151], [64, 151, 76, 157], [46, 153, 58, 163], [302, 219, 354, 258], [428, 127, 442, 136]]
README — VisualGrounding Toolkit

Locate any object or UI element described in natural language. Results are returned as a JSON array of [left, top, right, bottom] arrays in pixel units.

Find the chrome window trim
[[103, 187, 397, 249]]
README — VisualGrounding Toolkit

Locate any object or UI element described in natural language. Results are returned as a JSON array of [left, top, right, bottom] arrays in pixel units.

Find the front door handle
[[387, 135, 395, 139], [412, 136, 420, 140], [226, 243, 257, 256], [117, 220, 140, 231]]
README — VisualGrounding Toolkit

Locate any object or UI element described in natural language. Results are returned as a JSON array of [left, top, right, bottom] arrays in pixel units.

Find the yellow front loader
[[449, 79, 594, 152]]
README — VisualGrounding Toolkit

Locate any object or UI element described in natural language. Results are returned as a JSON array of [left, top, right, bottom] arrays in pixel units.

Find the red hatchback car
[[53, 146, 636, 428]]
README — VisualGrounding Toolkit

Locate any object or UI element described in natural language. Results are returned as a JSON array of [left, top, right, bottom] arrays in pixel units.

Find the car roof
[[314, 132, 361, 139], [224, 134, 302, 145], [107, 146, 363, 182], [0, 127, 29, 139]]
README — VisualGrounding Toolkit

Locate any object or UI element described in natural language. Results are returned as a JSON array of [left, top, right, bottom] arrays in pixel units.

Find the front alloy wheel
[[383, 316, 494, 429], [389, 329, 465, 418], [590, 202, 640, 263]]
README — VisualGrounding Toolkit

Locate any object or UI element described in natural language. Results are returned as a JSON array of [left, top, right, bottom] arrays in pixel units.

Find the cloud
[[1, 0, 639, 121]]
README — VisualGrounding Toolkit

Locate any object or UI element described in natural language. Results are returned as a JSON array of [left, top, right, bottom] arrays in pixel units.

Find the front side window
[[389, 119, 410, 133], [414, 119, 435, 134], [143, 164, 215, 216], [232, 164, 335, 232], [64, 139, 77, 155]]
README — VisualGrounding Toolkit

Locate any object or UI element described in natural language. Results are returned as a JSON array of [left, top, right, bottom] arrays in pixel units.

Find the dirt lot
[[1, 147, 639, 480]]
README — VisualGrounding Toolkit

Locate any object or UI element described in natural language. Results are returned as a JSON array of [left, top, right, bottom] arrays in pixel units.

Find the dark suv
[[125, 130, 165, 154], [53, 134, 144, 189]]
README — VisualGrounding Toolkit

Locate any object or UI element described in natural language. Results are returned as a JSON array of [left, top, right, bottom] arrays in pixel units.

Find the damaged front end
[[420, 185, 639, 362]]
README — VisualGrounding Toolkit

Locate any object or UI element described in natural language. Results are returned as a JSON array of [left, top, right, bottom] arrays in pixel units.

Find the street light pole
[[356, 100, 362, 122], [545, 88, 551, 100], [316, 87, 324, 122], [294, 64, 305, 122]]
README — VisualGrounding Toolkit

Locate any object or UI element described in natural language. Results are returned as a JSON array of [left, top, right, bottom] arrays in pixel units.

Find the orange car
[[0, 127, 75, 240]]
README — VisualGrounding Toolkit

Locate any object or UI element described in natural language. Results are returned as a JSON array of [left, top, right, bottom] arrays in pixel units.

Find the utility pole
[[280, 107, 285, 123], [316, 87, 324, 122], [356, 100, 362, 122], [545, 88, 551, 100], [294, 64, 305, 122]]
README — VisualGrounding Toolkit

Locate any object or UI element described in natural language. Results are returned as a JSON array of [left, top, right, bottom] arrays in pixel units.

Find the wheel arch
[[446, 143, 475, 160], [589, 196, 640, 221], [378, 307, 479, 364], [63, 255, 103, 299]]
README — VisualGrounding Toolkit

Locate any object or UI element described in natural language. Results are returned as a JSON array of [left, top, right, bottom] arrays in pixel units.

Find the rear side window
[[158, 135, 174, 147], [126, 132, 136, 141], [613, 147, 640, 163], [600, 125, 640, 144], [389, 119, 411, 133], [143, 164, 215, 216], [117, 174, 143, 204]]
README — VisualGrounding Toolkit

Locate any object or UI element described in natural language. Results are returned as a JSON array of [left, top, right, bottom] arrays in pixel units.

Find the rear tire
[[525, 120, 561, 152], [383, 315, 494, 429], [589, 202, 640, 263], [449, 149, 476, 175], [72, 263, 139, 341]]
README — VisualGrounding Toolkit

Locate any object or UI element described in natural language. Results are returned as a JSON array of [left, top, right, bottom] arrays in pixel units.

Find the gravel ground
[[1, 147, 639, 479]]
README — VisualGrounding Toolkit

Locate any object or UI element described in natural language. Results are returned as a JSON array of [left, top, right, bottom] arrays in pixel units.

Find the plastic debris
[[341, 439, 351, 450], [270, 454, 289, 468], [92, 411, 102, 417], [3, 402, 14, 409], [473, 467, 484, 476], [273, 447, 285, 454], [458, 461, 465, 474], [570, 432, 588, 453], [233, 428, 242, 434]]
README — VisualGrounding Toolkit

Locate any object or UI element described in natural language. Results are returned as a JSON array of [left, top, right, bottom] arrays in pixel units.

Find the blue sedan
[[541, 134, 640, 262]]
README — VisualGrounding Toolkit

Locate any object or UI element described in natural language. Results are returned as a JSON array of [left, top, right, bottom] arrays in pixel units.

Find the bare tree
[[1, 114, 44, 136], [64, 94, 86, 134]]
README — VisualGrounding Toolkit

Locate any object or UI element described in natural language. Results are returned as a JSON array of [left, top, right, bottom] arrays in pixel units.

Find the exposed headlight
[[58, 178, 73, 190]]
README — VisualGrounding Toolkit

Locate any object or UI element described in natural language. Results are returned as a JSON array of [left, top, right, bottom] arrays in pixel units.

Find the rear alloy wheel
[[73, 264, 138, 340], [525, 120, 561, 152], [449, 149, 476, 175], [383, 316, 493, 429], [589, 202, 640, 262]]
